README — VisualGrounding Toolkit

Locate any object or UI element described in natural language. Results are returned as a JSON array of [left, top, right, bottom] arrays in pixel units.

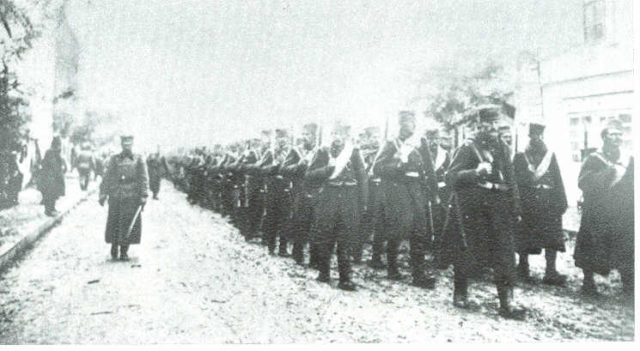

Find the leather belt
[[478, 182, 511, 191], [327, 180, 357, 187], [534, 184, 553, 190], [405, 172, 419, 178]]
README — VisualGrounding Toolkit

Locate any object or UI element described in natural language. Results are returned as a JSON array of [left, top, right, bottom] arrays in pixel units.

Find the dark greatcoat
[[574, 150, 634, 276], [39, 148, 67, 200], [440, 138, 520, 282], [305, 145, 368, 248], [146, 154, 169, 195], [373, 139, 437, 241], [513, 145, 567, 254], [100, 152, 149, 245]]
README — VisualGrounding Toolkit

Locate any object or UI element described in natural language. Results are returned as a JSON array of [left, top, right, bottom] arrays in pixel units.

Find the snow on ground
[[0, 181, 633, 343]]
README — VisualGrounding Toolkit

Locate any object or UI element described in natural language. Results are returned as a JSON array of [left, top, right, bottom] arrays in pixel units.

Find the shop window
[[620, 114, 631, 123], [584, 0, 605, 43]]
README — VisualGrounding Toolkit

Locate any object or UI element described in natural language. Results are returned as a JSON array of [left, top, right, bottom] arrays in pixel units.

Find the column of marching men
[[165, 105, 634, 321]]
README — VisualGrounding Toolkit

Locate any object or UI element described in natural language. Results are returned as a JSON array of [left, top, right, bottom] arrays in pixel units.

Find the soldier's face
[[121, 142, 133, 153], [478, 120, 500, 139], [440, 136, 451, 150], [500, 133, 512, 146], [276, 135, 288, 148], [302, 130, 315, 149], [331, 131, 348, 148], [399, 121, 415, 141], [604, 129, 623, 148]]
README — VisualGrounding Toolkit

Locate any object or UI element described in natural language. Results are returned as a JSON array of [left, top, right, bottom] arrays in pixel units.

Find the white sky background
[[64, 0, 582, 150]]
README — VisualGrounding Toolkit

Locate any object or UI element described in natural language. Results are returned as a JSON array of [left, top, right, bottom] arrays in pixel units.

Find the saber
[[125, 205, 143, 240]]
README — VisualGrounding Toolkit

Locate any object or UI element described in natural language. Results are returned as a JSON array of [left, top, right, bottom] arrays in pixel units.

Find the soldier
[[240, 137, 267, 240], [513, 123, 568, 285], [99, 135, 149, 261], [281, 123, 320, 265], [257, 129, 292, 256], [234, 138, 262, 240], [305, 120, 367, 291], [373, 111, 437, 289], [356, 126, 384, 266], [39, 136, 67, 216], [420, 128, 450, 261], [498, 125, 513, 147], [146, 147, 171, 200], [440, 106, 526, 320], [574, 120, 634, 297], [75, 142, 96, 191]]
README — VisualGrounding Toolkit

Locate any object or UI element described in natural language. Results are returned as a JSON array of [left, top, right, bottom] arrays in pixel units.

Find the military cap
[[261, 130, 273, 136], [51, 136, 62, 148], [476, 105, 501, 123], [528, 123, 545, 136], [364, 126, 380, 137], [302, 122, 318, 134], [398, 110, 416, 124], [604, 119, 623, 132], [498, 125, 512, 133], [425, 128, 440, 139], [275, 128, 289, 138], [332, 120, 352, 135], [120, 135, 134, 144]]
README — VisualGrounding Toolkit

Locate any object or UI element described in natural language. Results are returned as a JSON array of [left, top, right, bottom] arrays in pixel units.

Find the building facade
[[514, 0, 633, 205]]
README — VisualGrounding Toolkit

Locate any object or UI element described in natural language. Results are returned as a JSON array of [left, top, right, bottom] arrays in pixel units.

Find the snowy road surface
[[0, 182, 634, 343]]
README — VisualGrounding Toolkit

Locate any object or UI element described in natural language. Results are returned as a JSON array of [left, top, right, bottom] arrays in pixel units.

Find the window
[[584, 0, 605, 42]]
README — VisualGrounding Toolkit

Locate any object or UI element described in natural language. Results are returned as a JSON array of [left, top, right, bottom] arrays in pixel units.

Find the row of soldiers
[[169, 106, 634, 320]]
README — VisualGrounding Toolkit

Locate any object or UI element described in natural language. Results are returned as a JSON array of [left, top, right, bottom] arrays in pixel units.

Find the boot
[[517, 254, 534, 283], [412, 273, 436, 289], [581, 270, 598, 296], [338, 280, 357, 291], [387, 265, 403, 281], [110, 244, 118, 260], [453, 277, 469, 309], [542, 249, 566, 286], [497, 284, 527, 320], [119, 245, 130, 261], [292, 243, 304, 266], [368, 252, 385, 269]]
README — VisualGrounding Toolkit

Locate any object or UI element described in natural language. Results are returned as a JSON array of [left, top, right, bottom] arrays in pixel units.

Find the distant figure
[[0, 150, 23, 209], [40, 136, 67, 216], [75, 142, 96, 191], [99, 135, 149, 261], [574, 120, 634, 297], [146, 148, 170, 200]]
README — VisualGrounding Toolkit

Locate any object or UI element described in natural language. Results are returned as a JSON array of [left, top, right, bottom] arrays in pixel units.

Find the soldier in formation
[[165, 107, 633, 312]]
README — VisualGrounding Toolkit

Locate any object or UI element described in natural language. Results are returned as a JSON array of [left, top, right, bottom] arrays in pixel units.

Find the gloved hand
[[140, 197, 147, 211]]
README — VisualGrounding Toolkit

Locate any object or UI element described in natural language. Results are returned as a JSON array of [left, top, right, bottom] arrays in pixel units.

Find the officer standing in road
[[99, 135, 149, 261], [373, 111, 438, 289], [440, 106, 526, 320], [513, 123, 568, 285]]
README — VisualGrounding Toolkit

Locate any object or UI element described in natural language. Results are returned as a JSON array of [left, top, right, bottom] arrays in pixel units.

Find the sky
[[63, 0, 584, 149]]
